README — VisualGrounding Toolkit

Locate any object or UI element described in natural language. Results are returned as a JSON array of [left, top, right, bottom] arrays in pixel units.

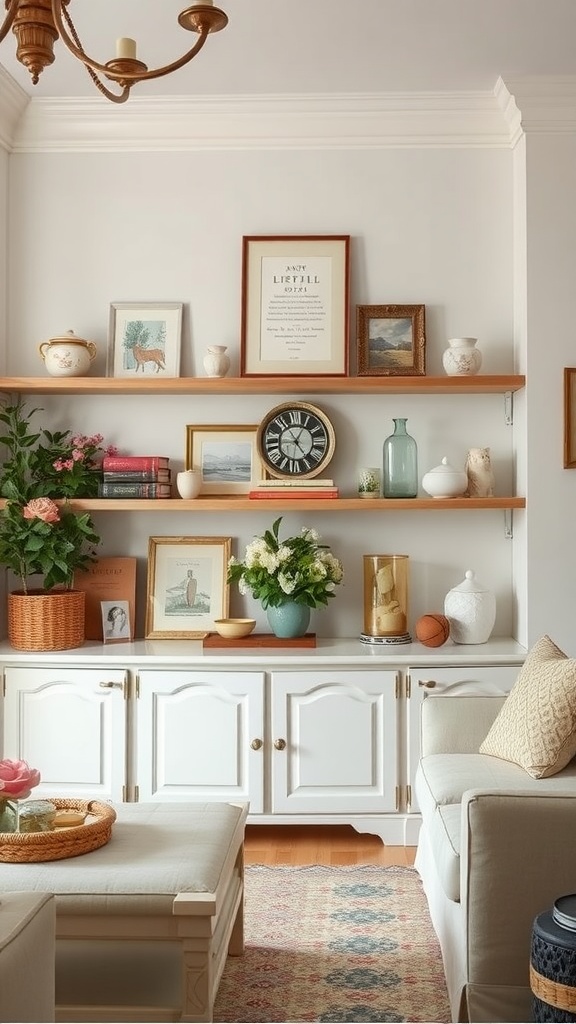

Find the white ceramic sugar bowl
[[38, 330, 97, 377], [444, 569, 496, 644], [421, 457, 468, 499]]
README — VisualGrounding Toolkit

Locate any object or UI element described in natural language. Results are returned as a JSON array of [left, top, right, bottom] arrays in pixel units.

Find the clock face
[[257, 402, 336, 479]]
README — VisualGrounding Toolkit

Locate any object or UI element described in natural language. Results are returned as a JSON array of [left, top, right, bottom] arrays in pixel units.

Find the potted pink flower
[[0, 758, 41, 832]]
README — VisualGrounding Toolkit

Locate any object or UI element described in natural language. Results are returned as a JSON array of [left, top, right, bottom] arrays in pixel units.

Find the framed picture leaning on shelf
[[241, 235, 350, 377], [356, 304, 426, 376], [564, 367, 576, 467], [145, 536, 231, 639], [185, 424, 265, 495], [107, 301, 183, 377]]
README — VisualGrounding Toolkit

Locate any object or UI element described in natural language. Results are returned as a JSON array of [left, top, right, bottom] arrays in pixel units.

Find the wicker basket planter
[[7, 589, 85, 651]]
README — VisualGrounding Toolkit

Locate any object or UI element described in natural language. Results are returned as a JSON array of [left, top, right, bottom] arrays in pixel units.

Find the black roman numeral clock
[[257, 402, 336, 479]]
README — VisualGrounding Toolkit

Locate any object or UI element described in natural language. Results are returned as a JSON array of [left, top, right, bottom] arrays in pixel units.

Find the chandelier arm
[[51, 1, 212, 85], [0, 0, 20, 46]]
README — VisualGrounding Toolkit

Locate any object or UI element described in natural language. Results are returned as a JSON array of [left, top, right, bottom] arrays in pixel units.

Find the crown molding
[[0, 67, 29, 152], [496, 75, 576, 143], [8, 89, 511, 153]]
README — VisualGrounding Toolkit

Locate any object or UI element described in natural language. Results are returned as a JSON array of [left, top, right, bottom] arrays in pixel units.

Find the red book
[[102, 455, 170, 472], [249, 489, 339, 499]]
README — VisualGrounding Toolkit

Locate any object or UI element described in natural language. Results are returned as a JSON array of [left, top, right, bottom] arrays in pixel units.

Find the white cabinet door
[[270, 670, 398, 814], [136, 670, 265, 809], [3, 667, 127, 801], [406, 663, 522, 813]]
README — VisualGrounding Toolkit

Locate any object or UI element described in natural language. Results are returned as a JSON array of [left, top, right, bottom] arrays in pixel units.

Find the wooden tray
[[0, 798, 116, 863], [203, 632, 317, 648]]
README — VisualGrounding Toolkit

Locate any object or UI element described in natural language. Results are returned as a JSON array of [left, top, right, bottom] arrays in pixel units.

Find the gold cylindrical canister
[[363, 555, 409, 637]]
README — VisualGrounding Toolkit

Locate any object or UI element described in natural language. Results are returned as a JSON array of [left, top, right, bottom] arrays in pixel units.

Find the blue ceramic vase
[[266, 602, 311, 639]]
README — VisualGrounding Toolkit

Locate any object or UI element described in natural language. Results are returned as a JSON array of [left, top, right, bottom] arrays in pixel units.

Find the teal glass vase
[[383, 418, 418, 498], [266, 602, 311, 639]]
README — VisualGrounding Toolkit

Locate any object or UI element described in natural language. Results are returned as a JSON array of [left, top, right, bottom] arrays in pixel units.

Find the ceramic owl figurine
[[465, 447, 495, 497]]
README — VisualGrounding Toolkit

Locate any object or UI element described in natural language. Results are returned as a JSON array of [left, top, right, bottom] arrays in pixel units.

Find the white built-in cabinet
[[0, 640, 525, 844]]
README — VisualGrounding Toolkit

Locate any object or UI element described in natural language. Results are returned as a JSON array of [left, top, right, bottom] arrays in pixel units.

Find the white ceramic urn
[[38, 330, 97, 377], [444, 569, 496, 644], [442, 337, 482, 376], [421, 457, 468, 499], [203, 345, 230, 378]]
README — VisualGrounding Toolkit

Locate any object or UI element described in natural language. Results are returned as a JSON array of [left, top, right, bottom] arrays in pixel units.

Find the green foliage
[[0, 499, 99, 593]]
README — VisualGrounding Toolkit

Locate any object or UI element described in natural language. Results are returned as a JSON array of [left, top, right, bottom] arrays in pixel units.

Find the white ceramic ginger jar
[[203, 345, 230, 378], [444, 569, 496, 644], [442, 337, 482, 376]]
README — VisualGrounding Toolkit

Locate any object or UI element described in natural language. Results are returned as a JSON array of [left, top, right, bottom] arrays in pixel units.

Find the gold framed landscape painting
[[145, 536, 231, 639], [185, 424, 264, 495], [356, 304, 426, 376]]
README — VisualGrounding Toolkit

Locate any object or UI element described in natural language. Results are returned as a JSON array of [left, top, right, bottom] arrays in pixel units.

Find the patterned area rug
[[214, 864, 450, 1023]]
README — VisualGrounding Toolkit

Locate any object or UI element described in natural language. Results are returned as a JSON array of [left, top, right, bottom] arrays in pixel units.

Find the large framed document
[[241, 235, 350, 377]]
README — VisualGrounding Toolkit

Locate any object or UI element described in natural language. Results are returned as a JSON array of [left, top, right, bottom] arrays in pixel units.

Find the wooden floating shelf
[[0, 497, 525, 512], [0, 375, 525, 396]]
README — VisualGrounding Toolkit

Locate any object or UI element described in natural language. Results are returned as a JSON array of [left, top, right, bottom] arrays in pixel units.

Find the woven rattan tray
[[0, 798, 116, 863]]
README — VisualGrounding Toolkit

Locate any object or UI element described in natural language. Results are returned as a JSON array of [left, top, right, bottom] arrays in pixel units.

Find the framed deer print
[[107, 302, 183, 378]]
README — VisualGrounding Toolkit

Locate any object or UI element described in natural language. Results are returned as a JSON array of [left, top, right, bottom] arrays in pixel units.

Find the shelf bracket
[[504, 509, 513, 539], [504, 391, 513, 425]]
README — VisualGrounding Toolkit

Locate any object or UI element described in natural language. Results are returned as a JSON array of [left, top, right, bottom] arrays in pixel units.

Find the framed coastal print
[[185, 424, 265, 495], [356, 304, 426, 376], [241, 235, 350, 377], [108, 301, 183, 378], [564, 367, 576, 467], [145, 536, 231, 639]]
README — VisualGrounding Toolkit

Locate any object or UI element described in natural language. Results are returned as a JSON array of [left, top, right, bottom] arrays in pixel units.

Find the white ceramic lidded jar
[[421, 457, 468, 499], [38, 330, 97, 377], [444, 569, 496, 644], [203, 345, 230, 378], [442, 337, 482, 376]]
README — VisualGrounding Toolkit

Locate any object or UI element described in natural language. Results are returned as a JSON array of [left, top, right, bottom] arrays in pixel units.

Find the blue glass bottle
[[383, 418, 418, 498]]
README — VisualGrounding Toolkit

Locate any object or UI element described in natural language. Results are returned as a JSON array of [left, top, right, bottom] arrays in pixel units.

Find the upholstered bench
[[0, 801, 248, 1024]]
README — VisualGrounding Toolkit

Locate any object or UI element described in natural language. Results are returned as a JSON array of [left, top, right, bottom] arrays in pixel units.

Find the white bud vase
[[442, 337, 482, 376], [203, 345, 230, 378], [176, 470, 202, 499]]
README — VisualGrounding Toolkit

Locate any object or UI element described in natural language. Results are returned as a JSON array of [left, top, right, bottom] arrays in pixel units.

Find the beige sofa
[[0, 891, 55, 1022], [414, 693, 576, 1023]]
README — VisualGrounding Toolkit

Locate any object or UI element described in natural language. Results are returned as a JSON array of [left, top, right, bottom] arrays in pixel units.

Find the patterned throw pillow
[[479, 635, 576, 778]]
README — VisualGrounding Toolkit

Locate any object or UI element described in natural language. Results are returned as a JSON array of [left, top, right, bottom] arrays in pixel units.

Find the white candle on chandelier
[[116, 37, 137, 60]]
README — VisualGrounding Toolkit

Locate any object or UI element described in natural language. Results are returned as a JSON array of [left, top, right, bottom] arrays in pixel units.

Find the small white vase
[[203, 345, 230, 378], [176, 470, 202, 499], [442, 338, 482, 376]]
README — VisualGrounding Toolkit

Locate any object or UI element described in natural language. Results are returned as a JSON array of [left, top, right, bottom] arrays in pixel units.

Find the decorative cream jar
[[422, 457, 468, 499], [444, 569, 496, 644], [38, 330, 97, 377]]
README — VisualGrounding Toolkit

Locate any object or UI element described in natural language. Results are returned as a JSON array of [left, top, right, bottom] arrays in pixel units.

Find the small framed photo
[[564, 367, 576, 467], [101, 600, 131, 644], [241, 235, 350, 377], [185, 424, 265, 495], [108, 302, 183, 377], [356, 304, 426, 376], [145, 536, 231, 639]]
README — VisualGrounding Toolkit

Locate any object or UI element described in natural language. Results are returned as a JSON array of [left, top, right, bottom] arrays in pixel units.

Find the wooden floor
[[244, 824, 417, 867]]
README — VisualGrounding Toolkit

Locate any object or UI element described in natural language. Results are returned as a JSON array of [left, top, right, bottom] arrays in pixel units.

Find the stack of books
[[99, 455, 172, 498], [249, 478, 339, 500]]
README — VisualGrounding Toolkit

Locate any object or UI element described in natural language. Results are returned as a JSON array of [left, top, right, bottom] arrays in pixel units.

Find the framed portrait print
[[241, 235, 350, 377], [564, 367, 576, 467], [186, 424, 265, 495], [145, 536, 231, 639], [356, 304, 426, 376], [108, 301, 183, 378]]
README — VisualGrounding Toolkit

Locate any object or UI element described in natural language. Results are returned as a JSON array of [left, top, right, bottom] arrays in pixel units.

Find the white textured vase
[[444, 569, 496, 644], [176, 470, 202, 499], [203, 345, 230, 378], [442, 337, 482, 376]]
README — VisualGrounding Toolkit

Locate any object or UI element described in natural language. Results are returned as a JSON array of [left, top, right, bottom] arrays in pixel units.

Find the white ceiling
[[1, 0, 576, 101]]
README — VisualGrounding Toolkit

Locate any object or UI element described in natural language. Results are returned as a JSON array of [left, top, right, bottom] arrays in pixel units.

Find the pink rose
[[0, 759, 41, 799], [22, 497, 60, 524]]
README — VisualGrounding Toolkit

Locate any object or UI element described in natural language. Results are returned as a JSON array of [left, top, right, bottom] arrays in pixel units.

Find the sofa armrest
[[0, 891, 55, 1022], [420, 695, 507, 755], [461, 789, 576, 992]]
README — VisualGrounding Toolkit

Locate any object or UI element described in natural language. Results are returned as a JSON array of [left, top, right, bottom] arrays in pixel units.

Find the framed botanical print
[[145, 536, 231, 638]]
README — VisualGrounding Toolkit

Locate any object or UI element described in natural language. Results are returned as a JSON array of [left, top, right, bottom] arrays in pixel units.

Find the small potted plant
[[0, 399, 116, 650]]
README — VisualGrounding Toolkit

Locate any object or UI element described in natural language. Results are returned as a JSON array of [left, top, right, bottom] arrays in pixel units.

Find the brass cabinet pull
[[99, 681, 123, 689], [418, 680, 437, 688], [250, 738, 263, 750], [274, 738, 286, 750]]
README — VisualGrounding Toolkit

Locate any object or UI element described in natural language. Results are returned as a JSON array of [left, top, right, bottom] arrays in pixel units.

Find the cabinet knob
[[418, 680, 437, 688], [99, 681, 123, 689], [250, 738, 263, 750], [274, 738, 287, 750]]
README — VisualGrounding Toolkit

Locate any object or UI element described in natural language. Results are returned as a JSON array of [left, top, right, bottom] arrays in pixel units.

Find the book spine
[[102, 470, 171, 482], [102, 456, 169, 471], [257, 478, 334, 488], [249, 490, 339, 499], [98, 482, 172, 498]]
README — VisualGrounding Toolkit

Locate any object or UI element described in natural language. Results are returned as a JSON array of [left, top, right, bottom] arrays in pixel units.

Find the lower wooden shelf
[[203, 633, 317, 648]]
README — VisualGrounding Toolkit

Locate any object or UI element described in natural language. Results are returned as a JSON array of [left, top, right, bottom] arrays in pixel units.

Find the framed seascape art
[[185, 424, 265, 495], [564, 367, 576, 467], [108, 301, 183, 378], [241, 235, 350, 377], [145, 536, 231, 639], [356, 304, 426, 376]]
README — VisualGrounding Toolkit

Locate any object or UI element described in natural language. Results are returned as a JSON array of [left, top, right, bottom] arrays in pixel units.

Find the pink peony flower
[[22, 497, 60, 524], [0, 758, 41, 800]]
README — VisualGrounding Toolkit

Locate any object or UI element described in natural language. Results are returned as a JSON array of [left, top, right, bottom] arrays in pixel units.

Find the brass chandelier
[[0, 0, 228, 103]]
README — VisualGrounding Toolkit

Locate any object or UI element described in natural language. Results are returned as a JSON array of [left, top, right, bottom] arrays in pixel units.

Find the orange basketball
[[415, 613, 450, 648]]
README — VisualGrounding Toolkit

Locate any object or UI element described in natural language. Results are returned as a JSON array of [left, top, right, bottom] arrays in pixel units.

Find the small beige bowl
[[213, 618, 256, 639]]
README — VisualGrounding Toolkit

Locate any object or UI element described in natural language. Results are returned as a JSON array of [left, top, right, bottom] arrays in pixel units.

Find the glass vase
[[362, 555, 410, 639], [266, 602, 311, 639], [383, 418, 418, 498], [0, 799, 19, 832]]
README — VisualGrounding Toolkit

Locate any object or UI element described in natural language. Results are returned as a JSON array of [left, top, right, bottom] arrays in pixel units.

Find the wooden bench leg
[[181, 944, 213, 1023]]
